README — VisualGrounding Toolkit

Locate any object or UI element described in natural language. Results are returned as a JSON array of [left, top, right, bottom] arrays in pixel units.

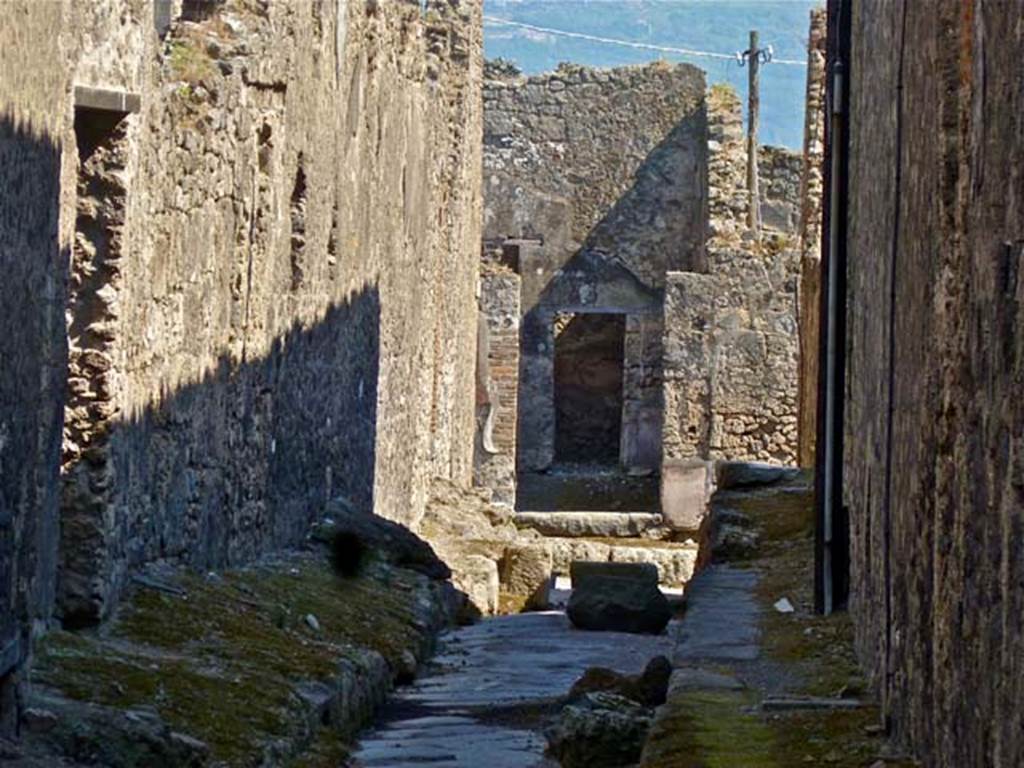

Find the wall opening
[[289, 158, 308, 292], [60, 106, 130, 627], [553, 312, 626, 466]]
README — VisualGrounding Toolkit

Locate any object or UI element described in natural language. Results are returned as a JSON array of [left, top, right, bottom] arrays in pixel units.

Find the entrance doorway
[[553, 313, 626, 465]]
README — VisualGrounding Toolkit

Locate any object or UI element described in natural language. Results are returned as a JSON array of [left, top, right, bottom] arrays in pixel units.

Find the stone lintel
[[73, 86, 141, 114]]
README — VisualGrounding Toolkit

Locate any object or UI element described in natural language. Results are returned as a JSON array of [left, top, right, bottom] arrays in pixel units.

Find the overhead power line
[[483, 15, 808, 67]]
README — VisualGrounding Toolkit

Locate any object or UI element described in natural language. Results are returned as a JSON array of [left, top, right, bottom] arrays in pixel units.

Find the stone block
[[514, 511, 666, 539], [549, 539, 613, 573], [73, 86, 141, 114], [500, 543, 552, 596], [570, 561, 658, 590], [714, 461, 801, 490], [450, 554, 499, 619], [608, 544, 699, 588], [660, 458, 712, 531], [566, 569, 672, 635]]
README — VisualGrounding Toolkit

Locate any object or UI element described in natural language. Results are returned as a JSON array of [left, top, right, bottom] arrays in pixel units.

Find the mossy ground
[[641, 479, 918, 768], [643, 689, 892, 768], [34, 553, 435, 766]]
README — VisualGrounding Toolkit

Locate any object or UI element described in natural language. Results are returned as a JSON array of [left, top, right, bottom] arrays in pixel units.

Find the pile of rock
[[418, 479, 532, 618], [546, 656, 672, 768]]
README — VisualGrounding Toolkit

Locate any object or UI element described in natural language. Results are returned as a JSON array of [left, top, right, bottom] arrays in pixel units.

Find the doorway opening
[[553, 312, 626, 466]]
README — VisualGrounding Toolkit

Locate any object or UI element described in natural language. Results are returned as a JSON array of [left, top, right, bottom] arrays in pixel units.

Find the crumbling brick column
[[474, 270, 521, 506]]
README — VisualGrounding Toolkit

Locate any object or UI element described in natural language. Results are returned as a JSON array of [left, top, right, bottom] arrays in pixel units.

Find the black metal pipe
[[814, 0, 851, 615]]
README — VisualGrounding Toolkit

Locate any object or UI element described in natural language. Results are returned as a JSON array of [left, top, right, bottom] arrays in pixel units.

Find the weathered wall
[[0, 0, 484, 723], [797, 7, 826, 469], [843, 2, 1024, 766], [758, 145, 803, 234], [482, 61, 707, 476], [68, 0, 481, 624], [661, 86, 800, 466], [484, 61, 708, 282], [0, 1, 71, 734], [474, 268, 520, 506]]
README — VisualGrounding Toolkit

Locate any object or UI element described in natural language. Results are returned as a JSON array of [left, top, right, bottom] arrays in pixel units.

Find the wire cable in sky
[[484, 15, 808, 67]]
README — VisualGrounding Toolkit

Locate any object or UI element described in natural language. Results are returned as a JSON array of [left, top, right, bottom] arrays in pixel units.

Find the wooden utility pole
[[746, 29, 762, 236]]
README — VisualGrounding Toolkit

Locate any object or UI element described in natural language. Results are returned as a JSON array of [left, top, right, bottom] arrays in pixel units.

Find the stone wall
[[0, 1, 70, 734], [482, 61, 708, 476], [661, 86, 800, 467], [796, 8, 826, 469], [0, 0, 483, 728], [484, 61, 708, 282], [759, 145, 803, 234], [843, 2, 1024, 766]]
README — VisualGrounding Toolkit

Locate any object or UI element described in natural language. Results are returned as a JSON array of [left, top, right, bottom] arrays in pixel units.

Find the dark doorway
[[553, 313, 625, 465]]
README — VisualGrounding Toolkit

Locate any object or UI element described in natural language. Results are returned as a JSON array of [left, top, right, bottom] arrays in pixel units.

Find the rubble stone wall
[[844, 2, 1024, 766], [0, 0, 484, 721], [661, 86, 800, 466], [483, 61, 708, 283]]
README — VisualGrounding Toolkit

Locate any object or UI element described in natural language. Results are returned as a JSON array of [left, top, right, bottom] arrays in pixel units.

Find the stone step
[[547, 537, 701, 588], [500, 536, 703, 607], [514, 511, 667, 539]]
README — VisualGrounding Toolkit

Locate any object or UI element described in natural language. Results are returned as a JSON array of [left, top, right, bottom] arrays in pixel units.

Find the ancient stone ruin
[[478, 60, 804, 540], [1, 1, 1021, 767]]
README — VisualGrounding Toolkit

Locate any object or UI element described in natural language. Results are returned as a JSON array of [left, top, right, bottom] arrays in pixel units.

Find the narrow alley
[[1, 1, 1022, 767]]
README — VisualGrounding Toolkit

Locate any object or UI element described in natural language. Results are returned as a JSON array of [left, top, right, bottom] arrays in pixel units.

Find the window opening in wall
[[553, 312, 626, 466]]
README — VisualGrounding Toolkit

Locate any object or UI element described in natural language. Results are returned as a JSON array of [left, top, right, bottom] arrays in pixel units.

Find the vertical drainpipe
[[815, 0, 852, 615]]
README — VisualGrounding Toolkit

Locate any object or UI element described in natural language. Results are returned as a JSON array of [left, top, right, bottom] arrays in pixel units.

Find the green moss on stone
[[169, 39, 216, 85], [34, 555, 433, 766]]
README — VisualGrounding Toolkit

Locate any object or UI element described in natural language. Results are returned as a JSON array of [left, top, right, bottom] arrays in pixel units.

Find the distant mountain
[[483, 0, 820, 148]]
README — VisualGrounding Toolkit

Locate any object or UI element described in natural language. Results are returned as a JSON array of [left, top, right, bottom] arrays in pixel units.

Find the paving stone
[[351, 612, 676, 767], [668, 668, 746, 692], [672, 566, 761, 662]]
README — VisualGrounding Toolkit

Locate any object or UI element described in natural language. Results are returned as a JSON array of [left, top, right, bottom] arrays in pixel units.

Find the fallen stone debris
[[566, 562, 673, 635]]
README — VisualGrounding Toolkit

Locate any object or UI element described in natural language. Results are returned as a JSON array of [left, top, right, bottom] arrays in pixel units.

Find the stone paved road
[[350, 611, 677, 767]]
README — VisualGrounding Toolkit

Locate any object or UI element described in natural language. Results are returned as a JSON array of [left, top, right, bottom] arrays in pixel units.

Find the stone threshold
[[514, 510, 668, 539]]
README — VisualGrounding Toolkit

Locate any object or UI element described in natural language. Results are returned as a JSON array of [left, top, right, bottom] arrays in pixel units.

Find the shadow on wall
[[0, 115, 66, 735], [578, 112, 709, 280], [487, 108, 709, 284], [60, 285, 382, 627]]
